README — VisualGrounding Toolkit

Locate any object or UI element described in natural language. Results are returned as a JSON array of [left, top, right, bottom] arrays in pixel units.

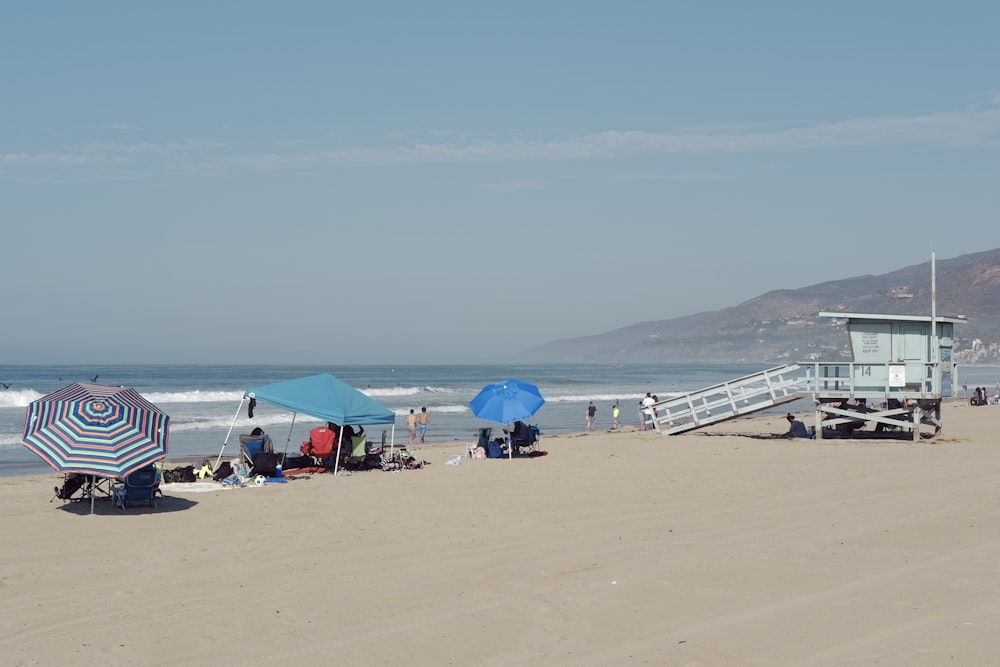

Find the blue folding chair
[[112, 465, 159, 509]]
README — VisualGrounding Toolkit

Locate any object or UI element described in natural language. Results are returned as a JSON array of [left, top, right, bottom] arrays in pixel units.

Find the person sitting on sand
[[779, 413, 813, 439]]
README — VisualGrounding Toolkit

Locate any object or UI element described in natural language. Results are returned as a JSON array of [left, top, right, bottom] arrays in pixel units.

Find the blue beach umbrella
[[22, 383, 170, 479], [469, 379, 545, 424]]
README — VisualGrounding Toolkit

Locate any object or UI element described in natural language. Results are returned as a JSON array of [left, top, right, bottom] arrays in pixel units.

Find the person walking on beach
[[406, 409, 417, 445], [586, 401, 597, 431], [641, 393, 656, 430], [417, 406, 430, 443], [612, 403, 620, 430]]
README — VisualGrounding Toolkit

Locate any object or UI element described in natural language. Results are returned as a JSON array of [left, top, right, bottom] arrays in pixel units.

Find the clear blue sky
[[2, 1, 998, 364]]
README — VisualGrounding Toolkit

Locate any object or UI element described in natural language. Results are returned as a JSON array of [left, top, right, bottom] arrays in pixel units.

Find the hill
[[524, 249, 1000, 364]]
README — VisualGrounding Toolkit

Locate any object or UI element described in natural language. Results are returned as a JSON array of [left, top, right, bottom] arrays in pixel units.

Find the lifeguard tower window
[[901, 326, 927, 362]]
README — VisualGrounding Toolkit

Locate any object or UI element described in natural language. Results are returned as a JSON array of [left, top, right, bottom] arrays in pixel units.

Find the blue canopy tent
[[217, 374, 396, 474]]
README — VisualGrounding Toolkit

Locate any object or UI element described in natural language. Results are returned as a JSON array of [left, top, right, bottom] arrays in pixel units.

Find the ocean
[[3, 362, 995, 478]]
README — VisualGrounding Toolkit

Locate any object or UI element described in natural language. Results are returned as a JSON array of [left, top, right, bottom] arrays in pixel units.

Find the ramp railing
[[650, 364, 805, 435]]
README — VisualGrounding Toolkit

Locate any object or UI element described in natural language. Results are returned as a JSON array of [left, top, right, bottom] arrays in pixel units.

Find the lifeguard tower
[[647, 311, 964, 440], [802, 311, 964, 440], [648, 252, 965, 440]]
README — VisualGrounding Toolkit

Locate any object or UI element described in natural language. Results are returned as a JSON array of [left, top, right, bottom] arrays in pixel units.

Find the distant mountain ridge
[[524, 249, 1000, 364]]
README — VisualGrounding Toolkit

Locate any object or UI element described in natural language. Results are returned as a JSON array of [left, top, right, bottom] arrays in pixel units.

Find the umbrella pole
[[215, 399, 245, 469]]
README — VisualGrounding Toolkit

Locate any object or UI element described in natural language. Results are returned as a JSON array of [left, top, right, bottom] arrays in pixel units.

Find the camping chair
[[240, 433, 278, 476], [341, 433, 369, 470], [510, 421, 541, 456], [52, 473, 88, 503], [301, 426, 337, 468], [468, 427, 492, 457], [112, 465, 159, 509]]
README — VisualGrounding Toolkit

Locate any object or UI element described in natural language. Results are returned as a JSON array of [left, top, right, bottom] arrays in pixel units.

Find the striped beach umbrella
[[22, 383, 169, 478]]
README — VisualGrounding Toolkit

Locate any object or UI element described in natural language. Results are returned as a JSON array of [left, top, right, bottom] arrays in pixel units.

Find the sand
[[2, 401, 999, 666]]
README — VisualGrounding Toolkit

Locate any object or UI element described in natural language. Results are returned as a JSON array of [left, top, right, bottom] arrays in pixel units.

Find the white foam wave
[[168, 411, 326, 434], [542, 392, 654, 403], [365, 385, 454, 398], [0, 433, 25, 447], [143, 390, 244, 404], [392, 404, 468, 416], [0, 389, 45, 408], [0, 387, 243, 409]]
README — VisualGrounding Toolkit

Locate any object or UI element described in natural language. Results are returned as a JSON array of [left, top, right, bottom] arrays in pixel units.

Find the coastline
[[4, 403, 1000, 664]]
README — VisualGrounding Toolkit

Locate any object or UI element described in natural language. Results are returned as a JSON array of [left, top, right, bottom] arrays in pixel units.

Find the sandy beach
[[3, 400, 999, 666]]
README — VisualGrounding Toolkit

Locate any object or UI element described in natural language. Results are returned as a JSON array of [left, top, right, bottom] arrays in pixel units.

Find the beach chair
[[112, 465, 159, 509], [53, 473, 88, 503], [468, 427, 492, 457], [240, 433, 279, 476], [341, 433, 369, 470], [510, 421, 541, 456], [301, 426, 338, 467]]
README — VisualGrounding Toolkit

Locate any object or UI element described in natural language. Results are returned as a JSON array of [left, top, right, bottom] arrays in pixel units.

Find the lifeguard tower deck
[[649, 311, 965, 440]]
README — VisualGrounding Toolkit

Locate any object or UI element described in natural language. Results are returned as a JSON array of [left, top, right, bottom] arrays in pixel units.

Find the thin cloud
[[608, 172, 733, 183], [477, 179, 548, 192], [6, 101, 1000, 179], [203, 103, 1000, 172], [98, 139, 225, 155], [0, 151, 116, 166]]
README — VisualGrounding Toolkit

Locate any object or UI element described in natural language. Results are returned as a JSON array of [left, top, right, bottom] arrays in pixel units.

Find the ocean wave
[[0, 434, 25, 448], [0, 389, 45, 408], [392, 404, 468, 415], [542, 392, 660, 403], [143, 390, 245, 404], [365, 385, 454, 398], [168, 411, 326, 434], [0, 388, 245, 408]]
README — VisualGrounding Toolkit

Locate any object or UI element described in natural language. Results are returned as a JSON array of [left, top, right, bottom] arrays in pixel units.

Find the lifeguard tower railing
[[801, 360, 940, 401], [650, 361, 944, 438], [800, 360, 944, 439]]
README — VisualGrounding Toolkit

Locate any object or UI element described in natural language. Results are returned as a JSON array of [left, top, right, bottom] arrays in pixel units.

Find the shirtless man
[[417, 407, 430, 444], [406, 409, 417, 445]]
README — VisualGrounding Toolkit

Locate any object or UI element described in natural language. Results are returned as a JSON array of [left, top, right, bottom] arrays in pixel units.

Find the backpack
[[213, 461, 233, 481], [163, 465, 195, 483]]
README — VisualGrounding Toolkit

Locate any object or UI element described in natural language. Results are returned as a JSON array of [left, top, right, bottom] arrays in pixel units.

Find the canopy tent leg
[[333, 431, 346, 476], [281, 413, 298, 462], [215, 399, 245, 469]]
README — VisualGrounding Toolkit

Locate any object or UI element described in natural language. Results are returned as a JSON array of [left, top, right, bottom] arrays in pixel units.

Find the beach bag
[[252, 452, 279, 477], [473, 446, 486, 459], [213, 461, 233, 481], [486, 440, 503, 459], [164, 465, 196, 483]]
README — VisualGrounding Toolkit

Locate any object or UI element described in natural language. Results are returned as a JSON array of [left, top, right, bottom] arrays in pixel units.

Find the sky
[[2, 1, 999, 364]]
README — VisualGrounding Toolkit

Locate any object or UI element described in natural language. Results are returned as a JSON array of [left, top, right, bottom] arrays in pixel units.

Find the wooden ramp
[[651, 365, 805, 435]]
